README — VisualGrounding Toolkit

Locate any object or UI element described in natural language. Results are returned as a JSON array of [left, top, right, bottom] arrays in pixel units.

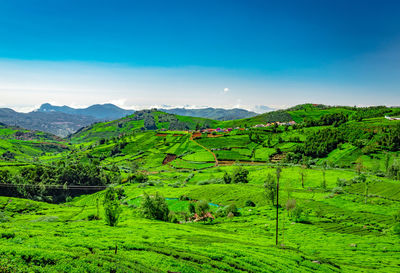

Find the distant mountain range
[[0, 103, 268, 137], [0, 103, 135, 137], [37, 103, 135, 120], [38, 103, 259, 121], [252, 105, 275, 114], [159, 107, 258, 120], [0, 108, 96, 138]]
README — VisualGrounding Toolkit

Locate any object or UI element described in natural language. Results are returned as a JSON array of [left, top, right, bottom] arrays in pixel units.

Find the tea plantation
[[1, 105, 400, 272]]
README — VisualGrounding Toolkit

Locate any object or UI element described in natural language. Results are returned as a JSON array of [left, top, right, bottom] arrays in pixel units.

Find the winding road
[[189, 133, 219, 167]]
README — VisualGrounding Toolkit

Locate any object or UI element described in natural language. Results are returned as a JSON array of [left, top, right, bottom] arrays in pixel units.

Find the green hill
[[1, 104, 400, 272], [68, 109, 222, 143], [0, 123, 68, 161], [65, 105, 400, 174]]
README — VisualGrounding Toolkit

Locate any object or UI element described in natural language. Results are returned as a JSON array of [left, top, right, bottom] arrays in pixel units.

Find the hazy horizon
[[1, 1, 400, 112], [3, 98, 399, 115]]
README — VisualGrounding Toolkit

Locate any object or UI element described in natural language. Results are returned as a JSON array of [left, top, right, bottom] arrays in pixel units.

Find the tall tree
[[364, 179, 369, 204], [321, 161, 327, 189], [103, 187, 122, 227], [355, 158, 364, 175], [264, 174, 277, 206], [299, 166, 307, 188], [384, 152, 391, 173]]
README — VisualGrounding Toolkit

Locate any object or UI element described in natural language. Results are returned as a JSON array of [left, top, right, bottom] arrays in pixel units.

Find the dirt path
[[189, 133, 219, 167]]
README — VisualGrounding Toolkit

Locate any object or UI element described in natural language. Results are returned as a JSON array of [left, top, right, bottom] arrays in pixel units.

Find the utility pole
[[276, 166, 282, 246]]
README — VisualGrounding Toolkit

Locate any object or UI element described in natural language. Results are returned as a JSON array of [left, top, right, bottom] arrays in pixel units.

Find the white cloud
[[109, 99, 128, 108], [223, 87, 229, 93], [234, 99, 242, 108]]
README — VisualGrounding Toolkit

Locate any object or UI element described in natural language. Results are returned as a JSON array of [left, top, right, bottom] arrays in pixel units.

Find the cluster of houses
[[385, 116, 400, 121], [252, 120, 296, 128], [201, 128, 240, 133], [159, 127, 242, 133], [160, 121, 297, 134], [199, 121, 297, 132]]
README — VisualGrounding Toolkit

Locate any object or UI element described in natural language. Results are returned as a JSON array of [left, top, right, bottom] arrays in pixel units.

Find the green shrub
[[188, 202, 196, 214], [184, 174, 194, 183], [168, 182, 185, 188], [196, 180, 208, 185], [179, 195, 191, 201], [87, 214, 100, 221], [115, 187, 126, 200], [393, 223, 400, 235], [336, 178, 348, 187], [223, 171, 231, 184], [32, 216, 60, 222], [195, 200, 210, 222], [352, 174, 366, 184], [168, 211, 179, 223], [141, 192, 169, 222], [388, 159, 400, 180], [215, 207, 225, 218], [393, 210, 400, 223], [286, 199, 296, 217], [1, 232, 15, 239], [131, 173, 149, 183], [331, 187, 344, 194], [103, 187, 122, 227], [291, 206, 304, 222], [196, 179, 223, 185], [315, 207, 324, 218], [0, 258, 12, 273], [224, 204, 240, 216], [0, 212, 9, 223], [232, 166, 249, 183], [245, 200, 256, 207]]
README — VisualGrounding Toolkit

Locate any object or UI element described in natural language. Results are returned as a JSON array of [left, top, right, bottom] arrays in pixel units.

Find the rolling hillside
[[0, 123, 68, 161], [1, 104, 400, 272], [68, 109, 222, 143]]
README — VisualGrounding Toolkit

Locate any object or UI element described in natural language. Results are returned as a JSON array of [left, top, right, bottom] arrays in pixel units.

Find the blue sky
[[0, 0, 399, 111]]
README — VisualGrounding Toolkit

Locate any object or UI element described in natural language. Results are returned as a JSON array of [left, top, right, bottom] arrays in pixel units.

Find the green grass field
[[1, 106, 400, 272], [2, 163, 400, 272]]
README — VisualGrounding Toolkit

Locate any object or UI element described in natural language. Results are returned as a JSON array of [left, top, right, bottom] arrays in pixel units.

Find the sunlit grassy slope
[[1, 105, 400, 272], [1, 165, 400, 272]]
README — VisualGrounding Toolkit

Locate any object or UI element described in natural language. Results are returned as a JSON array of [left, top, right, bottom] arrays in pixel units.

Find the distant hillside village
[[200, 120, 297, 132], [159, 120, 297, 133], [252, 120, 296, 128]]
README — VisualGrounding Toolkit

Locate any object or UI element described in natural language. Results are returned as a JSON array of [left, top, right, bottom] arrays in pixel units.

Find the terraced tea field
[[1, 106, 400, 272]]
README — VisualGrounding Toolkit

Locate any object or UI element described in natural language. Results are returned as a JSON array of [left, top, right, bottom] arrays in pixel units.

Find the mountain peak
[[36, 103, 134, 120]]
